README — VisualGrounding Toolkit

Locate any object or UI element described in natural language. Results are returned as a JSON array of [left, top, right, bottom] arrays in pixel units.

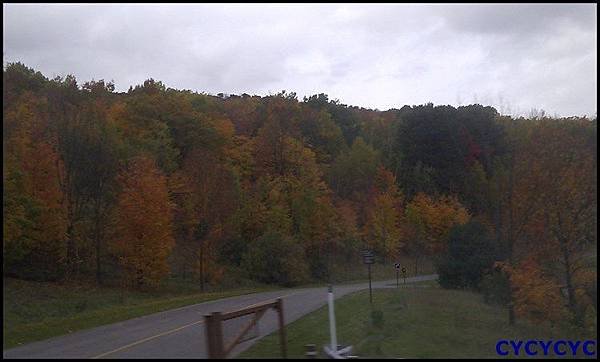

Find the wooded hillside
[[3, 62, 596, 332]]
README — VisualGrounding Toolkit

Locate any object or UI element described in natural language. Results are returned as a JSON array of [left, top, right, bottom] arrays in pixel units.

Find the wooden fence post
[[205, 299, 287, 358], [276, 298, 287, 358], [205, 312, 224, 358]]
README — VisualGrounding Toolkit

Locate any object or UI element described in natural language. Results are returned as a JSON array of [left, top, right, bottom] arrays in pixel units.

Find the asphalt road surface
[[3, 274, 438, 359]]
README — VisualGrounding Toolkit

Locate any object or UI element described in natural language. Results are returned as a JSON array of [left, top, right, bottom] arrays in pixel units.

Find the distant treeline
[[3, 62, 596, 332]]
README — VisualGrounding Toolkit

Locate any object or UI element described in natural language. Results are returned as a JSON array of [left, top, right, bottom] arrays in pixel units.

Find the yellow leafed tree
[[363, 167, 404, 263], [404, 192, 470, 273]]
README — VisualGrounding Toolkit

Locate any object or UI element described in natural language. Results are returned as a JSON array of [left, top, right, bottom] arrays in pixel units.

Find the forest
[[2, 62, 597, 334]]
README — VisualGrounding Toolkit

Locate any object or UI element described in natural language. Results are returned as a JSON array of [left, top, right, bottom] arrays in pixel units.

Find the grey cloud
[[3, 3, 597, 117], [437, 4, 596, 36]]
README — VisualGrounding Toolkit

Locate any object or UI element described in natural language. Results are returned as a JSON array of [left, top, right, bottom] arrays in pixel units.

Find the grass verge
[[3, 277, 275, 350], [240, 281, 584, 358], [2, 259, 434, 351]]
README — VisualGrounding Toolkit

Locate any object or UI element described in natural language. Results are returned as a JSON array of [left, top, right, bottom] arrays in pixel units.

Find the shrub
[[241, 230, 310, 287], [479, 268, 511, 306], [371, 310, 384, 329], [436, 221, 497, 290]]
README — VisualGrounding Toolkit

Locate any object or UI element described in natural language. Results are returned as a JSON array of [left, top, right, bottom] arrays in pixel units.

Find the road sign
[[394, 263, 401, 269], [361, 250, 375, 304], [361, 250, 374, 257], [362, 250, 375, 265], [401, 267, 406, 273]]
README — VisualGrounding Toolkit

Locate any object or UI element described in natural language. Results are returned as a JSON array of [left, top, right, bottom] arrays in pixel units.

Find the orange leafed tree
[[21, 141, 67, 245], [363, 167, 403, 263], [3, 93, 68, 280], [404, 192, 470, 273], [491, 118, 597, 328], [4, 140, 68, 279], [497, 258, 567, 325], [333, 199, 360, 259], [517, 120, 597, 328], [429, 195, 470, 253], [169, 147, 236, 290], [110, 156, 175, 289]]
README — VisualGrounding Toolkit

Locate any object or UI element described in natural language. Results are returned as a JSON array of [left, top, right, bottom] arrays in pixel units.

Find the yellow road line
[[91, 292, 299, 358], [91, 319, 204, 359], [243, 292, 298, 309]]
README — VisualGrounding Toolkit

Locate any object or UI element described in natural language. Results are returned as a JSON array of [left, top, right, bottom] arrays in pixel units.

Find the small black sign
[[394, 263, 401, 269], [362, 249, 375, 264], [361, 249, 374, 257]]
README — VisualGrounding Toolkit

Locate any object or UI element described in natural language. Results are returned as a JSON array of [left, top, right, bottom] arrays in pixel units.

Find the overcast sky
[[3, 3, 597, 117]]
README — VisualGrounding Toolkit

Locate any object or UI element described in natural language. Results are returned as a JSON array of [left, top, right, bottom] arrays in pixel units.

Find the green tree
[[241, 230, 309, 286], [328, 137, 379, 202], [437, 221, 498, 290]]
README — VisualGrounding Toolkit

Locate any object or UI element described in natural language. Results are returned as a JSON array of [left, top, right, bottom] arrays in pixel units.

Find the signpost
[[362, 250, 375, 304], [394, 263, 401, 288], [401, 266, 407, 284]]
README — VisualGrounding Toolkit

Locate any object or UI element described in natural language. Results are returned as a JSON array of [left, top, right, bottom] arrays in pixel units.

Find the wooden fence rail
[[205, 298, 287, 359]]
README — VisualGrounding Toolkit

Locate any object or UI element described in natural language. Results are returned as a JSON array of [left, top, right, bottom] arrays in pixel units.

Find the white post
[[328, 284, 337, 352]]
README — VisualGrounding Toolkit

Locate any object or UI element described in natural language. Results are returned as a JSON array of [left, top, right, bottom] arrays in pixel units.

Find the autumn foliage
[[363, 167, 403, 262], [403, 192, 470, 273], [109, 156, 175, 288], [3, 62, 596, 335], [4, 93, 67, 280]]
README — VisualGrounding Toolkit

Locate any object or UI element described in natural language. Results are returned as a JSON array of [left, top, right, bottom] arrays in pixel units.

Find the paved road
[[3, 274, 438, 359]]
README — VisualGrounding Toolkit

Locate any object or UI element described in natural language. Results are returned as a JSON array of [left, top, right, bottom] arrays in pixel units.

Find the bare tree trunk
[[414, 255, 419, 276], [560, 239, 582, 327], [66, 220, 76, 279], [120, 278, 126, 304], [507, 157, 516, 326], [95, 233, 102, 284], [94, 206, 103, 285], [200, 243, 205, 293], [508, 301, 515, 326]]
